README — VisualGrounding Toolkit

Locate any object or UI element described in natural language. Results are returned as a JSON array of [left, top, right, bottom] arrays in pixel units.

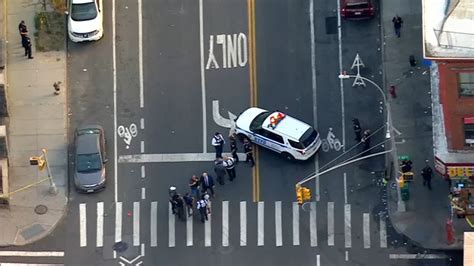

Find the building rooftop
[[423, 0, 474, 59]]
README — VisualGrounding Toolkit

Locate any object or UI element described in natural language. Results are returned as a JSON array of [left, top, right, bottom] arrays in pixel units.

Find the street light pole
[[41, 148, 58, 195]]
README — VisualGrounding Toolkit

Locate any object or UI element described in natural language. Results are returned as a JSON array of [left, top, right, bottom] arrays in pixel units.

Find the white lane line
[[168, 202, 175, 247], [0, 251, 65, 257], [327, 202, 334, 246], [79, 203, 87, 247], [96, 202, 104, 247], [186, 204, 193, 246], [140, 118, 144, 130], [316, 254, 320, 266], [141, 187, 146, 200], [119, 153, 246, 163], [343, 172, 347, 204], [344, 204, 351, 248], [141, 165, 145, 178], [115, 202, 122, 243], [310, 202, 317, 247], [292, 202, 300, 246], [275, 201, 282, 247], [133, 202, 140, 246], [363, 213, 370, 249], [141, 243, 145, 256], [240, 201, 247, 246], [205, 201, 212, 247], [257, 202, 264, 246], [112, 0, 118, 204], [140, 141, 144, 153], [337, 0, 346, 152], [222, 201, 229, 247], [389, 254, 448, 259], [199, 0, 207, 153], [345, 250, 349, 261], [138, 0, 144, 108], [380, 217, 387, 248], [310, 0, 320, 203], [150, 202, 157, 247]]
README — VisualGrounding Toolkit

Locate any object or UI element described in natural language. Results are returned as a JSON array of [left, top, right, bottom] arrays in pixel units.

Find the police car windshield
[[249, 111, 271, 132], [299, 128, 318, 148]]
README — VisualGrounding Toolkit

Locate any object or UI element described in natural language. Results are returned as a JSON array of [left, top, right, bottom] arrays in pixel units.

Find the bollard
[[389, 85, 397, 98], [446, 218, 454, 245]]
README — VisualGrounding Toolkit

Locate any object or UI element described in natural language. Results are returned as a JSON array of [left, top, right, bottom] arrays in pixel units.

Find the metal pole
[[42, 148, 58, 195]]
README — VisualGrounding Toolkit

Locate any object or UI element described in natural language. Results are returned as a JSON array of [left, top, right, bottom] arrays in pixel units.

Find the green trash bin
[[401, 183, 410, 201]]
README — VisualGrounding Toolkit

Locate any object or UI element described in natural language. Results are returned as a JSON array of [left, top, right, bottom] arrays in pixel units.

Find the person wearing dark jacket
[[200, 172, 215, 197], [243, 138, 255, 167], [421, 165, 433, 190], [229, 134, 239, 162]]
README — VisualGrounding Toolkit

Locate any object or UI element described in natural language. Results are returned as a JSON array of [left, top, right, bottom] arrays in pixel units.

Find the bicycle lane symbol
[[321, 128, 343, 152], [117, 123, 138, 149]]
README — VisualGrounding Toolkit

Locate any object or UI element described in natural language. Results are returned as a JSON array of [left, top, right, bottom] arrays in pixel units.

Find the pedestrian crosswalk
[[77, 200, 388, 249]]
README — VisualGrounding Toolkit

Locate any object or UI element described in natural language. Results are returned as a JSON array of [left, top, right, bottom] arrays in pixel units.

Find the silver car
[[74, 125, 107, 193]]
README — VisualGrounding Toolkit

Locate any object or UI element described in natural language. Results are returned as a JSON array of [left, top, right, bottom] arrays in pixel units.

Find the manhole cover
[[34, 205, 48, 215]]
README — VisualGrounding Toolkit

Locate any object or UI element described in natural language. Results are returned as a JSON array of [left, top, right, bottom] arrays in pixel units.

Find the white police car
[[235, 107, 322, 160]]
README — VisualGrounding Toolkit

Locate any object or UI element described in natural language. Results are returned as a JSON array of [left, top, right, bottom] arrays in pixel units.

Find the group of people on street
[[212, 132, 255, 167], [169, 181, 211, 223], [18, 20, 33, 59]]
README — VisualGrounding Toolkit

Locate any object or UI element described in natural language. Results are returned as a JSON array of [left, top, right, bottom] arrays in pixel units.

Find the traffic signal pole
[[42, 149, 58, 195]]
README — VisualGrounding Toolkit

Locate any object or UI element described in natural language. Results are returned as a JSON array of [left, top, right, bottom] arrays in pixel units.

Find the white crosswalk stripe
[[150, 201, 157, 247], [76, 201, 389, 249]]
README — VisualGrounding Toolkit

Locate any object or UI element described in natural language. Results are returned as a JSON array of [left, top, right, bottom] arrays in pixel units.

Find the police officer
[[23, 36, 33, 59], [243, 138, 255, 167], [223, 156, 236, 181], [421, 164, 433, 190], [211, 132, 225, 158], [229, 134, 239, 162], [18, 20, 28, 42]]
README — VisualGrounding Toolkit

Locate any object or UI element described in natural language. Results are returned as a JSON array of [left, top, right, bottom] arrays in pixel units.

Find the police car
[[235, 107, 322, 160]]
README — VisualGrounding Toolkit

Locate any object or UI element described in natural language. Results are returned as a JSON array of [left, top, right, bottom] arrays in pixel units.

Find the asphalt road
[[1, 0, 463, 266]]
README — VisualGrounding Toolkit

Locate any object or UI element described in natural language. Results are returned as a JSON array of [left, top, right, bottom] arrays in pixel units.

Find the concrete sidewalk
[[0, 0, 67, 246], [382, 0, 469, 250]]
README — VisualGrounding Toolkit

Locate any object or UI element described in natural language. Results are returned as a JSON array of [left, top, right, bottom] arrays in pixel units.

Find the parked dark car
[[74, 125, 107, 193], [341, 0, 375, 19]]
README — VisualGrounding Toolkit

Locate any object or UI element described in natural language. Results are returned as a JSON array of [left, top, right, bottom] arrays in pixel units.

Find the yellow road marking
[[248, 0, 260, 202]]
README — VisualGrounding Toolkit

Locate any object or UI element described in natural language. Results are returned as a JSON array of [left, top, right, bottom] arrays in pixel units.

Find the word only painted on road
[[206, 33, 248, 70], [118, 123, 138, 149]]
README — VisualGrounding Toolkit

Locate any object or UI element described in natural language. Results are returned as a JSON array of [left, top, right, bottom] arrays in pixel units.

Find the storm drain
[[34, 204, 48, 215]]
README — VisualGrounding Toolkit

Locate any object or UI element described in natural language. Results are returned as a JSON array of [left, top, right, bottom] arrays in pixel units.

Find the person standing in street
[[243, 138, 255, 167], [214, 159, 227, 185], [352, 118, 362, 142], [183, 192, 194, 217], [188, 175, 200, 199], [361, 129, 371, 151], [212, 132, 225, 159], [196, 194, 210, 223], [169, 191, 185, 221], [200, 172, 215, 197], [223, 156, 236, 181], [392, 15, 403, 38], [229, 134, 239, 163], [421, 164, 433, 190]]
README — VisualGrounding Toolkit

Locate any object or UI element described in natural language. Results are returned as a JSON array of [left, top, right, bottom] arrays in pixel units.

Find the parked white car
[[235, 107, 322, 160], [67, 0, 104, 42]]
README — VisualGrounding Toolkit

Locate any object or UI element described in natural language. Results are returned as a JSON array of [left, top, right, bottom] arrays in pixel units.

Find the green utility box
[[401, 183, 410, 201]]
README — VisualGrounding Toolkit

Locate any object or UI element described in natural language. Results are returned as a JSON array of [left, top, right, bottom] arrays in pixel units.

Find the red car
[[341, 0, 375, 19]]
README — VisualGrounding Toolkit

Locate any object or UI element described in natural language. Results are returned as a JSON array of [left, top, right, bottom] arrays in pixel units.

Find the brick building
[[422, 0, 474, 178]]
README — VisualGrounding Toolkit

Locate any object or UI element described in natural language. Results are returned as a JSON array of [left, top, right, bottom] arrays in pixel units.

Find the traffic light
[[29, 156, 46, 171], [296, 186, 303, 205], [302, 187, 311, 201]]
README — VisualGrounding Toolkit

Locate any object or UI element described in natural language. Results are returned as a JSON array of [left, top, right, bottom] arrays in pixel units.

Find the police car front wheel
[[281, 152, 294, 161]]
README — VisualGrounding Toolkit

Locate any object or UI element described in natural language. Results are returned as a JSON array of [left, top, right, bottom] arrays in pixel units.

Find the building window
[[464, 117, 474, 146], [459, 72, 474, 96]]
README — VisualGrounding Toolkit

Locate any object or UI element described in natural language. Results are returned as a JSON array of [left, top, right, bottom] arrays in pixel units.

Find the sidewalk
[[383, 0, 468, 250], [0, 0, 67, 246]]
